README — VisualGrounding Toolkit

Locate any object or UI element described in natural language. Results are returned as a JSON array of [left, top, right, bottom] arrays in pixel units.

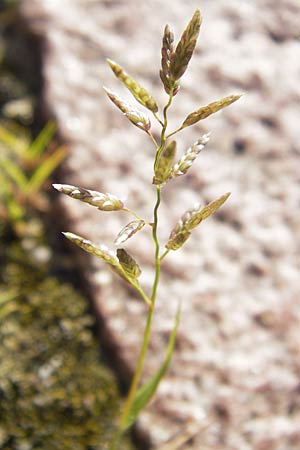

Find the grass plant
[[53, 9, 241, 449], [0, 121, 66, 234]]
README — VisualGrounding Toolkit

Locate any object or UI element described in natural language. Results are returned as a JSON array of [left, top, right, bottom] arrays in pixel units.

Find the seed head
[[169, 134, 210, 180], [153, 141, 177, 185], [107, 59, 158, 113], [166, 193, 231, 251], [103, 87, 151, 132], [115, 220, 145, 245], [117, 248, 141, 280], [53, 184, 124, 211], [169, 9, 202, 82], [182, 94, 242, 129]]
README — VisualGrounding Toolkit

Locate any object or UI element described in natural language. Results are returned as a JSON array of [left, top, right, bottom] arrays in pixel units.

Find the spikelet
[[63, 232, 118, 267], [114, 220, 145, 245], [160, 25, 180, 95], [103, 87, 151, 132], [107, 59, 158, 113], [169, 9, 202, 82], [117, 248, 141, 280], [165, 193, 230, 251], [153, 140, 177, 185], [169, 134, 210, 180], [181, 94, 242, 129], [165, 230, 191, 251], [53, 184, 124, 211]]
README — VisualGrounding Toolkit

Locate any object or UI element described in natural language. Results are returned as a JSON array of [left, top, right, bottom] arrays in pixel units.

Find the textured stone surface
[[22, 0, 300, 448]]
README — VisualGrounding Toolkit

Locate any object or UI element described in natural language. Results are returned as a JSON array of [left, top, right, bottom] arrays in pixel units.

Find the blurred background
[[1, 0, 300, 449]]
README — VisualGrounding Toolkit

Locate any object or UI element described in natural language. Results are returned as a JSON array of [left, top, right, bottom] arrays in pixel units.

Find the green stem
[[154, 89, 174, 170], [153, 111, 164, 127], [146, 130, 159, 148], [160, 248, 169, 261], [166, 125, 184, 140], [110, 91, 173, 450], [122, 207, 145, 221]]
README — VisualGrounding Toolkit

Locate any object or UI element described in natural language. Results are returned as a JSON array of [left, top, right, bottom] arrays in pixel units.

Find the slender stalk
[[154, 89, 174, 170], [146, 130, 159, 148], [122, 207, 145, 221], [153, 111, 164, 127], [110, 91, 173, 450], [166, 125, 184, 139], [160, 248, 170, 261]]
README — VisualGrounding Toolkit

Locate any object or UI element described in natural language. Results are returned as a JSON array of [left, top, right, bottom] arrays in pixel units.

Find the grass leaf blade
[[0, 156, 28, 190], [124, 306, 181, 429], [27, 121, 56, 160], [26, 146, 66, 194]]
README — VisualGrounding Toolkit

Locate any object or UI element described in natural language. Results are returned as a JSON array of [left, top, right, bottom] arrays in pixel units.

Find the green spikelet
[[103, 87, 151, 132], [117, 248, 141, 280], [107, 59, 158, 113], [153, 141, 177, 185], [169, 9, 202, 82], [53, 184, 124, 211], [181, 95, 242, 129]]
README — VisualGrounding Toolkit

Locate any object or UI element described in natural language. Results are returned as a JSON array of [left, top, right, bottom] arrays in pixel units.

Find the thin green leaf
[[124, 306, 181, 429], [6, 196, 25, 223], [26, 146, 66, 194], [0, 124, 27, 155], [26, 121, 56, 160], [0, 156, 28, 190]]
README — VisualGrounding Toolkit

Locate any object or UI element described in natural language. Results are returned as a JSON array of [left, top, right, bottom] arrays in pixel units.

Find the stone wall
[[22, 1, 300, 448]]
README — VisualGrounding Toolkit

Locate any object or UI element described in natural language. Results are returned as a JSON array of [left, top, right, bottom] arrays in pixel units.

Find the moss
[[0, 248, 134, 450]]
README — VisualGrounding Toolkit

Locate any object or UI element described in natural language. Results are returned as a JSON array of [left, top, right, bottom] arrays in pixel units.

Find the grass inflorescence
[[53, 9, 241, 449]]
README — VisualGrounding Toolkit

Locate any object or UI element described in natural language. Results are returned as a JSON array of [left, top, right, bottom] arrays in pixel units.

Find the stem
[[166, 125, 184, 140], [146, 130, 159, 148], [122, 207, 145, 221], [154, 89, 174, 170], [153, 111, 164, 127], [110, 91, 173, 450], [160, 248, 169, 261]]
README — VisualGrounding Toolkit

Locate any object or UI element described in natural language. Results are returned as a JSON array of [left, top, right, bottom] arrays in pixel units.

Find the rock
[[21, 1, 300, 449]]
